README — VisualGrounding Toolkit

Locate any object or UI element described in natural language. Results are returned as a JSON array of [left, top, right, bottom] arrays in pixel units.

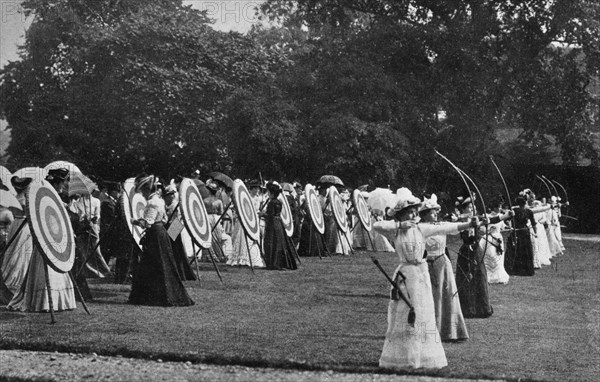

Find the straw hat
[[419, 194, 440, 213], [387, 187, 421, 217]]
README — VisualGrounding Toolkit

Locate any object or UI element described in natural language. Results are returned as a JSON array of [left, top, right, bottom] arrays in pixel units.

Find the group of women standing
[[373, 187, 515, 369], [504, 189, 565, 277]]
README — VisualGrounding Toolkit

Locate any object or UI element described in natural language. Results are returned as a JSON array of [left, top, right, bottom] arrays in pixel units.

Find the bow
[[535, 174, 553, 200], [550, 179, 569, 215], [435, 151, 489, 282], [490, 156, 517, 250]]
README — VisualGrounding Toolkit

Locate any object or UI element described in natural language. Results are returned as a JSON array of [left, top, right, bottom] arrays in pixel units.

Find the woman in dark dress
[[263, 182, 297, 270], [128, 174, 194, 306], [504, 196, 538, 276], [455, 197, 512, 318], [163, 185, 196, 281]]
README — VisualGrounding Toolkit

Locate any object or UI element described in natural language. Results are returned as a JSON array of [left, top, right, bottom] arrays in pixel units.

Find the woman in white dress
[[545, 196, 564, 257], [482, 200, 510, 284], [8, 169, 76, 312], [419, 194, 469, 342], [1, 177, 33, 301], [524, 191, 552, 267], [227, 208, 265, 268], [373, 188, 479, 370]]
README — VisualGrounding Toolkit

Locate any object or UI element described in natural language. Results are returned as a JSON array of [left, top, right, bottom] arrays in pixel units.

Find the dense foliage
[[1, 0, 599, 191]]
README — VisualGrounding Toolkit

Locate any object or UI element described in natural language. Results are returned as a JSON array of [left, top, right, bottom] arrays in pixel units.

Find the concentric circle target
[[232, 179, 260, 242], [353, 189, 372, 232], [26, 180, 75, 273], [329, 186, 348, 233], [278, 193, 294, 237], [121, 178, 146, 250], [179, 178, 211, 248], [305, 184, 324, 234]]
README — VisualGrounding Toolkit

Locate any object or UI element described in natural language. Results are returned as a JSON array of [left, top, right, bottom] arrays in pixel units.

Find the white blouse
[[374, 221, 462, 264], [143, 193, 167, 225]]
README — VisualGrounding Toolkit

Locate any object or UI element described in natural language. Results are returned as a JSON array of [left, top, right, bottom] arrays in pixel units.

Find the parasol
[[13, 167, 48, 184], [367, 188, 396, 216], [44, 161, 82, 174], [0, 189, 22, 214], [317, 175, 344, 187], [68, 172, 97, 196], [0, 166, 16, 195], [207, 171, 234, 190]]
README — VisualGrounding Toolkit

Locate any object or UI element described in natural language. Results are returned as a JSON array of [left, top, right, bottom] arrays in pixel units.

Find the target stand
[[328, 186, 355, 256], [231, 179, 266, 272], [304, 184, 331, 259], [179, 178, 223, 283]]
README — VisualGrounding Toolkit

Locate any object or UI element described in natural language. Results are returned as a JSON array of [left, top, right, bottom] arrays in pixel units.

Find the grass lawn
[[0, 237, 598, 382]]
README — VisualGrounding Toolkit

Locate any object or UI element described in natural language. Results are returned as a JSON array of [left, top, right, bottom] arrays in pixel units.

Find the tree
[[0, 0, 282, 179], [258, 0, 600, 187]]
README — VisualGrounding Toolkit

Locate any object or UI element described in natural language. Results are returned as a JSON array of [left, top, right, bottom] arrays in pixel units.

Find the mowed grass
[[0, 238, 598, 382]]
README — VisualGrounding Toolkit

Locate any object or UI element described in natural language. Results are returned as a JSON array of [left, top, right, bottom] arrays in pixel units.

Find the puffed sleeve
[[373, 220, 399, 244]]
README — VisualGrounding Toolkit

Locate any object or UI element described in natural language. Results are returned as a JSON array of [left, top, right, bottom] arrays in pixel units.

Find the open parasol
[[44, 161, 82, 174], [13, 167, 48, 184], [68, 172, 97, 196], [367, 188, 396, 216], [207, 171, 234, 190], [317, 175, 344, 187], [0, 189, 22, 214], [0, 166, 16, 195]]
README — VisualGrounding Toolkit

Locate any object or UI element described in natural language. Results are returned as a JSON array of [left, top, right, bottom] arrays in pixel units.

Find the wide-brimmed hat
[[206, 180, 218, 192], [164, 184, 177, 196], [10, 176, 33, 191], [455, 195, 474, 208], [134, 173, 156, 193], [387, 187, 421, 217], [419, 194, 440, 213], [46, 168, 69, 182], [266, 181, 282, 194]]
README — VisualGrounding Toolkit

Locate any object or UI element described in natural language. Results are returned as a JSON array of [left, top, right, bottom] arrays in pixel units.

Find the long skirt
[[298, 217, 325, 257], [456, 242, 493, 318], [427, 254, 469, 342], [228, 218, 265, 268], [128, 223, 194, 306], [532, 223, 551, 268], [546, 224, 563, 257], [379, 262, 447, 369], [335, 229, 352, 255], [264, 217, 297, 270], [1, 217, 33, 301], [78, 230, 111, 278], [202, 214, 232, 262], [8, 228, 76, 312], [482, 233, 509, 284], [171, 235, 196, 281], [324, 216, 339, 254], [505, 230, 535, 276]]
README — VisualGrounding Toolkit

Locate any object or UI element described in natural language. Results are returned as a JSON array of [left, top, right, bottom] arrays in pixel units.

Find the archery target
[[353, 189, 372, 232], [121, 178, 146, 250], [26, 180, 75, 273], [232, 179, 260, 242], [329, 186, 348, 233], [179, 178, 211, 248], [278, 193, 294, 237], [305, 184, 324, 234]]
